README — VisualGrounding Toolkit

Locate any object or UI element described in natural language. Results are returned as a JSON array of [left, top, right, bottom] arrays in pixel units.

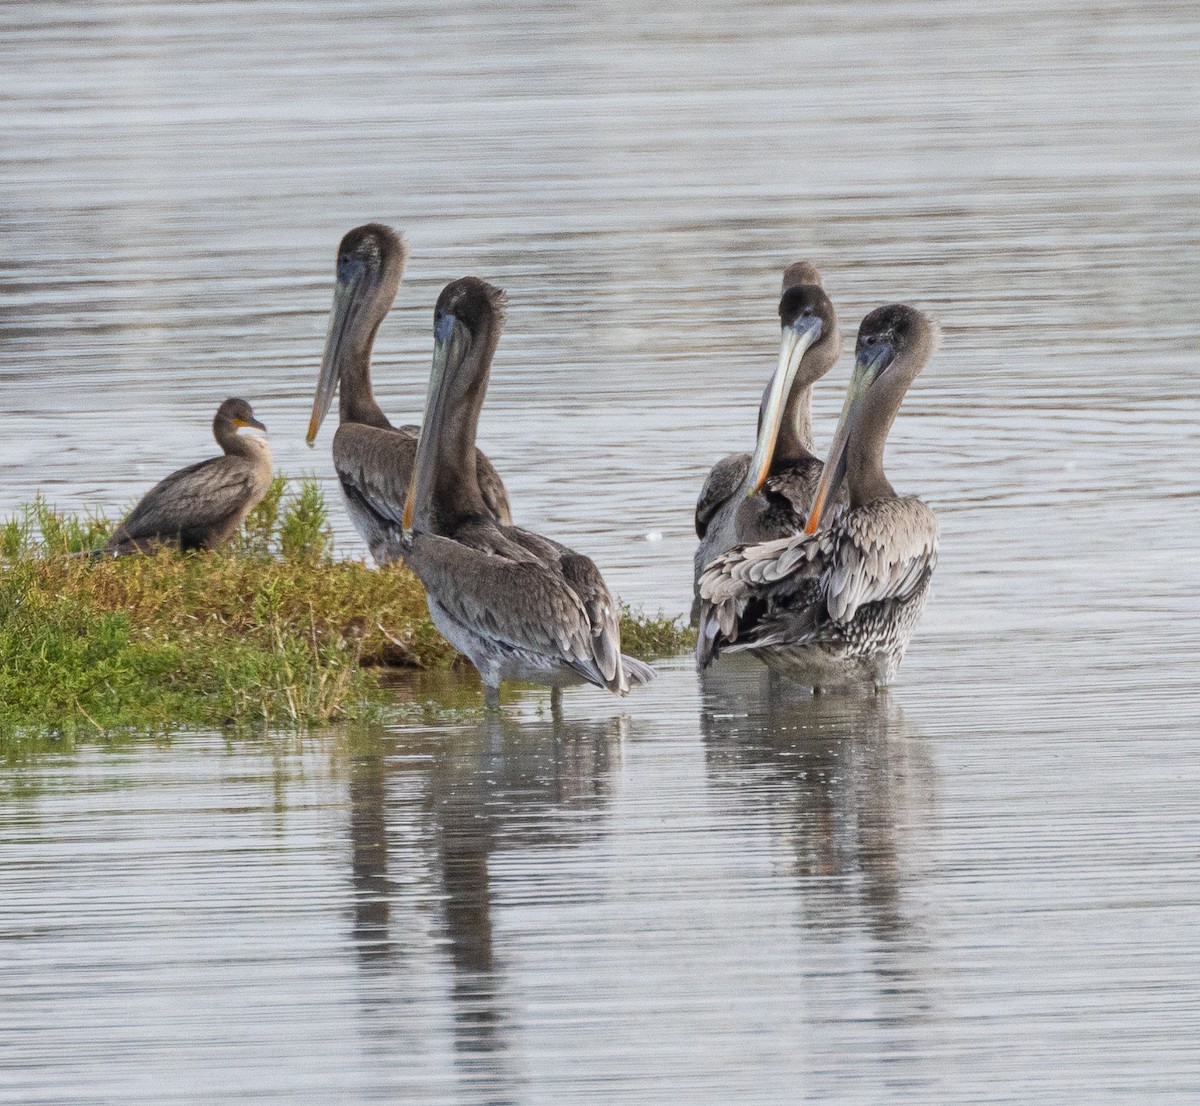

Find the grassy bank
[[0, 482, 692, 740]]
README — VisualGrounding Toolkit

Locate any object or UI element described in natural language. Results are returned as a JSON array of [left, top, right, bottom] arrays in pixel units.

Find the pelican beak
[[803, 338, 893, 534], [404, 312, 462, 533], [306, 263, 363, 446], [745, 314, 823, 496]]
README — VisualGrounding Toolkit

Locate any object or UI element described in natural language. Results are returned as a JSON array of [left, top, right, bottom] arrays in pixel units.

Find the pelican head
[[804, 304, 939, 533], [746, 278, 840, 496], [306, 223, 408, 445], [781, 259, 822, 292], [403, 277, 507, 530]]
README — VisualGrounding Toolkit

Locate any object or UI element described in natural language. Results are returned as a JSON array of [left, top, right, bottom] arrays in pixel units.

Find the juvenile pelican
[[104, 398, 272, 555], [693, 262, 842, 598], [402, 277, 654, 708], [306, 224, 511, 565], [696, 305, 939, 689]]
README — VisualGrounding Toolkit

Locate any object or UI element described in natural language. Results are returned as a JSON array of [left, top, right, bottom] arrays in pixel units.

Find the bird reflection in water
[[699, 658, 936, 952], [343, 685, 627, 1102]]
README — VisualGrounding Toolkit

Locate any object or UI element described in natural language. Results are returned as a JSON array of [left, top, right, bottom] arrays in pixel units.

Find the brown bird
[[402, 277, 654, 709], [305, 223, 511, 566], [693, 262, 843, 603], [104, 397, 272, 555], [697, 305, 939, 689]]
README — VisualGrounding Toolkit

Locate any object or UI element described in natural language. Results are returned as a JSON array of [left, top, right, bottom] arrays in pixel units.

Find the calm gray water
[[2, 0, 1200, 1102]]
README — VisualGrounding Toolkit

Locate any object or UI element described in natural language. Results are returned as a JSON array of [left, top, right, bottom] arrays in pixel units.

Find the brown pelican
[[693, 262, 842, 599], [305, 224, 511, 565], [696, 304, 939, 689], [104, 397, 272, 555], [402, 277, 654, 708]]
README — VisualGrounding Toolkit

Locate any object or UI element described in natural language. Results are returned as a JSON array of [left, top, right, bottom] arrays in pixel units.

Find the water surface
[[2, 0, 1199, 1102]]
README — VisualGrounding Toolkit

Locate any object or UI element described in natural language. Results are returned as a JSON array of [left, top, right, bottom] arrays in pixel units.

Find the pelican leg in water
[[693, 262, 843, 606], [103, 398, 273, 555], [402, 278, 654, 706], [306, 224, 511, 566], [696, 305, 940, 689]]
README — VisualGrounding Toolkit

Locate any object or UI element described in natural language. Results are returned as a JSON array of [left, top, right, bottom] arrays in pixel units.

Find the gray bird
[[104, 397, 272, 555], [402, 277, 654, 709], [306, 224, 511, 565], [693, 262, 843, 604], [696, 304, 939, 690]]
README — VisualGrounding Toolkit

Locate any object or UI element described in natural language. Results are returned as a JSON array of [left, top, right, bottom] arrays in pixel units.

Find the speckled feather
[[696, 496, 938, 684], [692, 452, 836, 608]]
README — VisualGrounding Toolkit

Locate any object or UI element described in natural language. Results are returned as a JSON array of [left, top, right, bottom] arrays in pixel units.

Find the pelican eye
[[434, 311, 456, 343], [801, 306, 814, 317]]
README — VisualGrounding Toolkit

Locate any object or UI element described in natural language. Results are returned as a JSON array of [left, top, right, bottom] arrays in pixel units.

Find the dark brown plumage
[[306, 224, 510, 566], [104, 397, 272, 555]]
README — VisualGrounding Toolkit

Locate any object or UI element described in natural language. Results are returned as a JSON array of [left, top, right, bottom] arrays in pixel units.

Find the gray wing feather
[[558, 551, 623, 684], [477, 456, 512, 526], [333, 424, 415, 532], [695, 453, 750, 539], [693, 454, 829, 612], [108, 456, 263, 547], [333, 423, 512, 540], [696, 497, 937, 666], [822, 498, 938, 622], [763, 461, 823, 522], [498, 529, 629, 689], [413, 525, 643, 692], [413, 531, 597, 667]]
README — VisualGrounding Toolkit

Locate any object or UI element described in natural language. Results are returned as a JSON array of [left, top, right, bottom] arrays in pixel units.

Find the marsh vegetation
[[0, 480, 692, 742]]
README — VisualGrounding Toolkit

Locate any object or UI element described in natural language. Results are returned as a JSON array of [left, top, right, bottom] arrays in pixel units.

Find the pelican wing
[[496, 528, 628, 687], [511, 529, 653, 689], [696, 496, 937, 666], [332, 423, 418, 533], [108, 456, 263, 546], [477, 453, 513, 526], [548, 547, 623, 684], [820, 497, 938, 621], [694, 452, 750, 539], [762, 458, 824, 523], [333, 424, 511, 536], [413, 530, 624, 685]]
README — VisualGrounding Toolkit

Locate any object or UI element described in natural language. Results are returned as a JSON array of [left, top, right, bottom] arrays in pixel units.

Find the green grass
[[0, 480, 692, 743]]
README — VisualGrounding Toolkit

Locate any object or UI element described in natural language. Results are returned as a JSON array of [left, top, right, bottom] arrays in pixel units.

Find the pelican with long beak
[[306, 224, 511, 565], [696, 304, 940, 689], [402, 277, 654, 709], [104, 398, 273, 555], [693, 262, 842, 604]]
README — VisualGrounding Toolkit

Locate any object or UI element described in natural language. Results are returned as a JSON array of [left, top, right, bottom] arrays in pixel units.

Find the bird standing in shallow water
[[306, 224, 511, 566], [696, 304, 939, 690], [402, 277, 654, 710], [693, 262, 843, 606], [104, 397, 272, 555]]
